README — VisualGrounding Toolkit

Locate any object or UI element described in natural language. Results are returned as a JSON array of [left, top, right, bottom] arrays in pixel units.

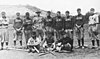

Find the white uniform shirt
[[27, 37, 41, 46], [89, 14, 99, 25], [0, 17, 9, 29]]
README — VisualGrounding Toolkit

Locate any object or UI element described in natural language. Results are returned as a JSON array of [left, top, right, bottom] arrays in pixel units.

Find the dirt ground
[[0, 24, 100, 59]]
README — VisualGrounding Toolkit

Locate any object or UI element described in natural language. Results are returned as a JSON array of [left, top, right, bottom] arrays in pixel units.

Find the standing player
[[33, 11, 44, 41], [63, 11, 74, 50], [74, 8, 85, 48], [86, 8, 100, 49], [13, 12, 23, 47], [23, 12, 32, 45], [53, 11, 64, 40], [44, 11, 54, 31], [0, 12, 9, 50]]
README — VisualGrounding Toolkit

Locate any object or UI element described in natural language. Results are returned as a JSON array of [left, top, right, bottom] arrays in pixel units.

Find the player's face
[[47, 13, 51, 16], [16, 13, 20, 18], [26, 14, 30, 17], [57, 13, 61, 16], [36, 13, 40, 16], [90, 10, 95, 14], [65, 13, 69, 16], [32, 36, 36, 39], [77, 10, 81, 14], [1, 12, 6, 17]]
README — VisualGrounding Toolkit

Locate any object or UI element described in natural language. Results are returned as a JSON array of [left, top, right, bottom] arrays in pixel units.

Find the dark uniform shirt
[[23, 17, 32, 30], [14, 17, 23, 29], [74, 14, 85, 27], [44, 16, 54, 28], [53, 16, 64, 30], [64, 16, 74, 29]]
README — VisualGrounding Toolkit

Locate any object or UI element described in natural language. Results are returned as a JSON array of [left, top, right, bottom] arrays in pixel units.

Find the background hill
[[0, 5, 56, 24], [0, 5, 56, 17]]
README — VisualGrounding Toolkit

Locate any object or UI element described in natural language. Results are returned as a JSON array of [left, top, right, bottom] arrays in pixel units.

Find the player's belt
[[75, 24, 82, 28]]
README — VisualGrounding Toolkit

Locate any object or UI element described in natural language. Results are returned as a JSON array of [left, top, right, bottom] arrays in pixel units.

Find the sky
[[0, 0, 99, 15]]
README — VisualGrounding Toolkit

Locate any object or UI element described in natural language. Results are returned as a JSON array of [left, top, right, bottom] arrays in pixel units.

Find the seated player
[[27, 31, 41, 53], [43, 31, 56, 51], [56, 31, 73, 52]]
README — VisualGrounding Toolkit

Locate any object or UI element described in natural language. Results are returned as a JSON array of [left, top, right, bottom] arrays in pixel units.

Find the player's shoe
[[82, 46, 85, 49], [5, 46, 9, 50], [0, 47, 3, 50], [76, 46, 82, 49], [91, 46, 96, 49]]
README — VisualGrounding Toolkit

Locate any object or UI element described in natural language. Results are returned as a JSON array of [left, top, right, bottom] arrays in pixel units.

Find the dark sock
[[20, 41, 22, 46], [78, 40, 81, 46], [70, 39, 73, 49], [96, 40, 99, 47], [1, 42, 4, 48], [92, 40, 95, 46], [82, 38, 84, 46], [14, 41, 16, 46], [6, 42, 8, 46]]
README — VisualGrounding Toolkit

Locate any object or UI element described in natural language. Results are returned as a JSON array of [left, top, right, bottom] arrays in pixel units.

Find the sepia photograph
[[0, 0, 100, 59]]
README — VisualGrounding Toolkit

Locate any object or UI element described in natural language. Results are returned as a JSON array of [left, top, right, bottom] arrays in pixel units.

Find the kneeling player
[[56, 31, 73, 52], [27, 31, 41, 53], [13, 12, 23, 47]]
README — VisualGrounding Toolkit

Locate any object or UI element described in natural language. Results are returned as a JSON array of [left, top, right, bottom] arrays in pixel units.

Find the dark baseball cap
[[65, 11, 70, 14], [77, 8, 81, 11], [57, 11, 61, 14], [47, 11, 51, 13]]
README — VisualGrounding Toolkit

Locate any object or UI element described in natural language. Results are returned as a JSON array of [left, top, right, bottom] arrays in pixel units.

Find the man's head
[[47, 11, 51, 16], [36, 11, 41, 16], [1, 12, 6, 18], [65, 11, 70, 16], [32, 31, 36, 38], [16, 12, 20, 18], [61, 31, 68, 38], [90, 8, 95, 14], [77, 8, 81, 14], [25, 12, 30, 18], [57, 11, 61, 16]]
